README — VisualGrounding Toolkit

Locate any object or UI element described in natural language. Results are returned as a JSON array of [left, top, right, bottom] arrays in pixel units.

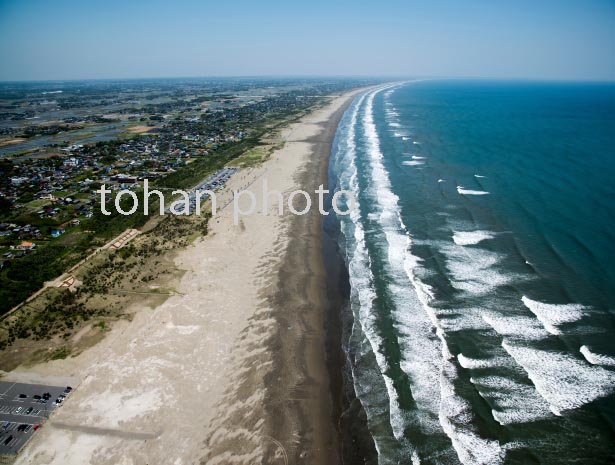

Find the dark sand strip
[[264, 92, 358, 465]]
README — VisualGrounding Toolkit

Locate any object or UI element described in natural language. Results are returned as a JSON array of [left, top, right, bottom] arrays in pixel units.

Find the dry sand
[[10, 89, 361, 465]]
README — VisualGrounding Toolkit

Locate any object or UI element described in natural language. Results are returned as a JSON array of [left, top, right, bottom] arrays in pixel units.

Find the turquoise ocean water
[[328, 80, 615, 464]]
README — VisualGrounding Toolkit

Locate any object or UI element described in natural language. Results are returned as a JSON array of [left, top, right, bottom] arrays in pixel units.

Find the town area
[[0, 78, 372, 318]]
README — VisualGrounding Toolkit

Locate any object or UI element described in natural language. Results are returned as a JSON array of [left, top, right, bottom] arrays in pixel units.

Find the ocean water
[[328, 80, 615, 464]]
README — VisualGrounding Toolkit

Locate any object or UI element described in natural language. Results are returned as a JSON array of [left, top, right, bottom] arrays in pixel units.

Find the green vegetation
[[0, 97, 320, 322], [229, 143, 282, 168], [0, 194, 157, 315], [50, 346, 71, 360], [0, 213, 210, 367], [157, 135, 261, 189], [157, 108, 307, 189], [0, 109, 299, 316]]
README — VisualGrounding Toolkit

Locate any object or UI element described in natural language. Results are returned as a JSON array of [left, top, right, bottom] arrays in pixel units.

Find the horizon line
[[1, 74, 614, 85]]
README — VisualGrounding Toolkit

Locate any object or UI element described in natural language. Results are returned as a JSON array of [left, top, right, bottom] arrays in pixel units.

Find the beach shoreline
[[261, 91, 357, 465], [9, 88, 366, 465]]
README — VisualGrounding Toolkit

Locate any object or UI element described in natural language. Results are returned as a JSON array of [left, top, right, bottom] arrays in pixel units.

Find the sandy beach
[[9, 89, 361, 465]]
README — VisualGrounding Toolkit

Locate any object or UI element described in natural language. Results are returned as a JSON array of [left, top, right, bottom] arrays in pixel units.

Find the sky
[[0, 0, 614, 81]]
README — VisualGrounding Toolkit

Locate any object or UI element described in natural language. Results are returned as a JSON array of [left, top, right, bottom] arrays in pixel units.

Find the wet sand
[[261, 93, 357, 465]]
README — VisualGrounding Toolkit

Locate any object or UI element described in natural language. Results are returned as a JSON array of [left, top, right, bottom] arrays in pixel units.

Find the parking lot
[[166, 167, 238, 214], [0, 381, 71, 455]]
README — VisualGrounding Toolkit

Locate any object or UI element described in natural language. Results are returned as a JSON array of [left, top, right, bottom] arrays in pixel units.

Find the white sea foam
[[341, 85, 615, 437], [458, 353, 501, 369], [341, 90, 412, 445], [413, 141, 421, 145], [363, 87, 504, 465], [439, 357, 504, 465], [502, 341, 615, 413], [457, 338, 554, 425], [521, 296, 587, 336], [474, 174, 486, 178], [580, 345, 615, 366], [457, 186, 490, 195], [469, 300, 615, 423], [482, 313, 550, 341], [438, 179, 446, 183], [452, 230, 496, 246], [412, 155, 426, 160], [441, 245, 514, 295], [468, 374, 553, 425], [403, 160, 425, 166], [389, 122, 402, 128], [436, 308, 493, 332]]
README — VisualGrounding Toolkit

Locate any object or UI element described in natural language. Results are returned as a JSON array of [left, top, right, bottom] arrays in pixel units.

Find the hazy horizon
[[2, 74, 615, 84], [1, 0, 614, 82]]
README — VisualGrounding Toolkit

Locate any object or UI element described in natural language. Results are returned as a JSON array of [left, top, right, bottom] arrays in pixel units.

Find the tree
[[0, 196, 12, 215]]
